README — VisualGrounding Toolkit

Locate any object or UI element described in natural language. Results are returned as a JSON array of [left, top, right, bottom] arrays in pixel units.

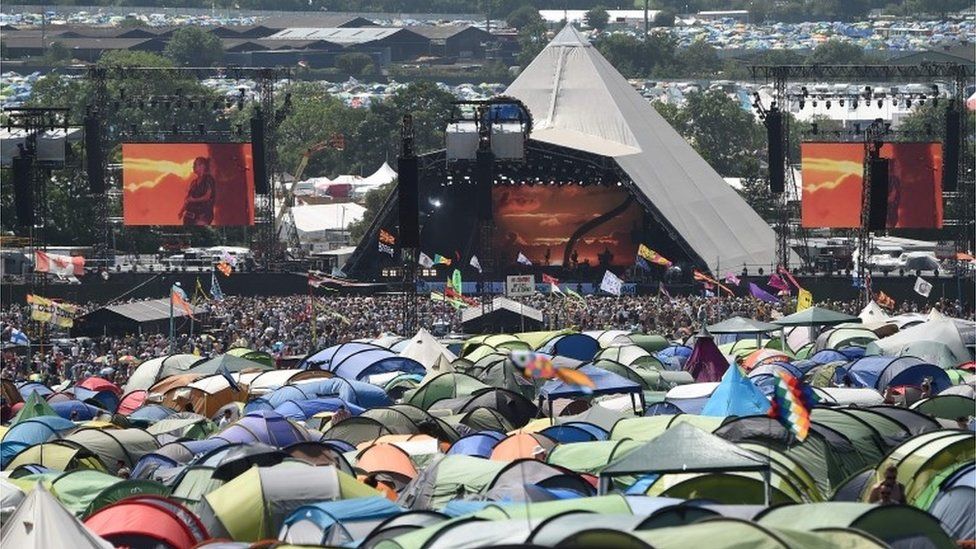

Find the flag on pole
[[433, 254, 452, 266], [658, 281, 674, 301], [599, 270, 623, 296], [749, 282, 780, 304], [550, 283, 564, 296], [512, 351, 595, 391], [565, 287, 586, 304], [26, 295, 77, 328], [516, 252, 533, 266], [876, 291, 895, 310], [914, 277, 933, 298], [34, 251, 85, 277], [418, 252, 435, 268], [637, 244, 672, 267], [768, 273, 790, 293], [724, 272, 741, 286], [450, 269, 463, 298], [542, 273, 560, 286], [797, 288, 813, 311], [777, 265, 802, 289], [308, 271, 326, 288], [9, 328, 29, 346], [469, 255, 482, 273], [216, 261, 233, 277], [635, 256, 651, 271], [218, 362, 241, 392], [171, 284, 195, 318], [767, 370, 820, 441], [211, 271, 225, 301], [693, 270, 734, 296]]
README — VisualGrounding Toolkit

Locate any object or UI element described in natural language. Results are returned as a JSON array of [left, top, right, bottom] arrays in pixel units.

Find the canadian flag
[[35, 251, 85, 276]]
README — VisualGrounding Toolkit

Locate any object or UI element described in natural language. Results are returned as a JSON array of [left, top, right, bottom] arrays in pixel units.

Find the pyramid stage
[[346, 26, 780, 282]]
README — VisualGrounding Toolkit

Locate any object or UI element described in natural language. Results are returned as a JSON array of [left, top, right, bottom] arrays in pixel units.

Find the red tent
[[84, 496, 208, 549], [683, 335, 729, 382], [117, 390, 147, 415], [77, 377, 122, 396]]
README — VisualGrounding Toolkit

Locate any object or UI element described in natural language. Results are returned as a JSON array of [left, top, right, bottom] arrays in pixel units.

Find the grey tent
[[505, 25, 785, 273], [598, 423, 770, 499], [0, 484, 113, 549], [772, 307, 860, 328], [186, 353, 274, 376]]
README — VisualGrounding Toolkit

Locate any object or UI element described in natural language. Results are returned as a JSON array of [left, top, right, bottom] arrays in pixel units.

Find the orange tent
[[489, 432, 556, 461], [743, 348, 790, 370], [356, 443, 418, 480]]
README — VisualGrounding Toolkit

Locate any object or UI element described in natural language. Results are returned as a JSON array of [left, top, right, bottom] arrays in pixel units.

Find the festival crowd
[[1, 292, 970, 390]]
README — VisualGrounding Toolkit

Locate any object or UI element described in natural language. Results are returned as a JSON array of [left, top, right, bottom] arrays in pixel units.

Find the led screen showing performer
[[123, 143, 255, 226], [492, 185, 643, 267]]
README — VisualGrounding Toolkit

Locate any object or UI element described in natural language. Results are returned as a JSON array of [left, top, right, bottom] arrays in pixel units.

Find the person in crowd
[[218, 408, 234, 428], [116, 460, 131, 479], [868, 465, 906, 505]]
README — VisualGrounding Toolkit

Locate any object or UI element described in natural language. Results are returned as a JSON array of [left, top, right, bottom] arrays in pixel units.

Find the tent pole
[[763, 467, 771, 506]]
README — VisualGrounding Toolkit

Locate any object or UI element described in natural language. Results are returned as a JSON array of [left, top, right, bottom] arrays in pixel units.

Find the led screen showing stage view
[[123, 143, 255, 226], [492, 185, 642, 267], [801, 142, 943, 229]]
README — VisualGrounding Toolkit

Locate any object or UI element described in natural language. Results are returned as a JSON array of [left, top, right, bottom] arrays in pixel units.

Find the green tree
[[506, 5, 543, 29], [43, 41, 73, 66], [335, 52, 375, 76], [584, 6, 610, 30], [675, 40, 721, 76], [595, 32, 676, 78], [737, 177, 779, 224], [347, 182, 394, 241], [806, 39, 869, 65], [163, 27, 224, 66]]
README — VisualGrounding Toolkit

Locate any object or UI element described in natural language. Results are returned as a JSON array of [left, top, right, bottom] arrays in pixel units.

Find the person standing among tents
[[868, 466, 906, 505]]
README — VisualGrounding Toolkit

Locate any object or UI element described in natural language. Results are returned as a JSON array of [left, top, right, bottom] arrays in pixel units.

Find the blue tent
[[808, 349, 848, 364], [840, 356, 952, 392], [50, 400, 103, 421], [538, 334, 600, 362], [255, 378, 390, 409], [72, 387, 120, 413], [17, 382, 53, 399], [928, 462, 975, 541], [702, 364, 770, 417], [128, 404, 177, 424], [447, 431, 505, 458], [300, 342, 425, 381], [0, 416, 76, 467], [281, 496, 403, 545], [539, 422, 608, 443], [540, 365, 642, 400], [273, 398, 364, 420]]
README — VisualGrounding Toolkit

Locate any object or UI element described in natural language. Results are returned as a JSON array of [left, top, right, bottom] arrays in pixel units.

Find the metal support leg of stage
[[857, 120, 887, 307]]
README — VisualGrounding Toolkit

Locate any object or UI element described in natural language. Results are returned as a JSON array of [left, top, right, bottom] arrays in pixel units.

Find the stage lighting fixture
[[906, 98, 912, 108], [801, 86, 808, 97], [839, 98, 845, 107], [825, 100, 831, 109], [863, 86, 872, 99], [877, 99, 883, 108], [853, 99, 858, 108], [812, 100, 818, 107]]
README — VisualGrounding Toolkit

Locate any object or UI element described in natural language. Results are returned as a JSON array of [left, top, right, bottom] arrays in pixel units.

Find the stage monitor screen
[[123, 143, 255, 226], [801, 142, 943, 229], [492, 185, 643, 267]]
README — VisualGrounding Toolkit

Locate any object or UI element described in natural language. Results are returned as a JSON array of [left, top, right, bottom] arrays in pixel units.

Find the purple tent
[[216, 410, 310, 447], [684, 335, 730, 382]]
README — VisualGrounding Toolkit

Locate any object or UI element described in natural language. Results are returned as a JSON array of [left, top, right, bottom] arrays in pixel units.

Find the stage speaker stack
[[12, 156, 33, 228], [84, 115, 104, 195], [766, 109, 784, 194], [868, 157, 890, 230], [397, 155, 419, 248], [475, 149, 494, 220], [943, 104, 960, 192], [250, 112, 268, 195]]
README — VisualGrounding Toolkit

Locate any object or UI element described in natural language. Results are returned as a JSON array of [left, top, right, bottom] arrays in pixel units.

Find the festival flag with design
[[767, 370, 820, 441], [418, 252, 435, 268], [511, 351, 595, 391], [469, 255, 482, 273], [693, 270, 734, 296], [171, 284, 195, 318], [378, 229, 396, 256], [216, 261, 233, 277], [26, 295, 77, 328], [211, 271, 225, 301], [749, 282, 780, 304], [914, 277, 932, 298], [797, 288, 814, 311], [724, 272, 741, 286], [34, 251, 85, 277], [516, 252, 533, 266], [637, 244, 672, 267], [876, 291, 896, 310], [565, 287, 586, 304], [599, 270, 623, 296], [433, 254, 452, 266], [768, 273, 790, 293]]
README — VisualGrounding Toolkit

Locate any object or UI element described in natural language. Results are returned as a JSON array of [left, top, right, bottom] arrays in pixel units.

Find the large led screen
[[492, 185, 642, 267], [123, 143, 255, 226], [801, 142, 942, 229]]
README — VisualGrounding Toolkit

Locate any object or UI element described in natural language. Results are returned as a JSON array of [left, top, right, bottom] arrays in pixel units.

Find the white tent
[[400, 328, 458, 381], [0, 484, 113, 549], [858, 301, 891, 326], [362, 162, 397, 186], [866, 319, 972, 368], [286, 203, 366, 240], [505, 25, 784, 273]]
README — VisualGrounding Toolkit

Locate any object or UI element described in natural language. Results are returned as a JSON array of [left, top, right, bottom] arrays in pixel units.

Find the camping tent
[[0, 484, 113, 549]]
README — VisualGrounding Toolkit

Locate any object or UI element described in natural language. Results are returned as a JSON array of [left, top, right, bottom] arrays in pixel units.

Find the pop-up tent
[[599, 423, 770, 500], [0, 484, 114, 549]]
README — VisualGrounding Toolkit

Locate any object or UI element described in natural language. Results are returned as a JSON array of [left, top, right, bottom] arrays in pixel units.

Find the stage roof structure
[[505, 25, 781, 273], [71, 298, 206, 337], [461, 297, 544, 334]]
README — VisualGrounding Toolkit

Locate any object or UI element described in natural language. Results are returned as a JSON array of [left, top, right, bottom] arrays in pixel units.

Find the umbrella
[[117, 355, 138, 364], [98, 367, 115, 377]]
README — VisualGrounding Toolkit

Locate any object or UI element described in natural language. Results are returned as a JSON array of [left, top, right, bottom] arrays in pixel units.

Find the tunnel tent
[[5, 441, 107, 473], [279, 496, 404, 546], [878, 430, 975, 504], [756, 502, 955, 549], [546, 439, 643, 475], [64, 427, 160, 474], [865, 405, 942, 436], [198, 462, 379, 542], [841, 356, 952, 393], [123, 354, 204, 393], [83, 495, 209, 549], [809, 408, 886, 464], [405, 372, 490, 411], [537, 333, 600, 361], [185, 353, 273, 377], [911, 394, 976, 420], [225, 347, 275, 368], [609, 414, 725, 442], [396, 454, 508, 511]]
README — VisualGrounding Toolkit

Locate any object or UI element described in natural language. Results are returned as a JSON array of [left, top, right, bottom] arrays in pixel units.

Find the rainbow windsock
[[767, 370, 819, 441]]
